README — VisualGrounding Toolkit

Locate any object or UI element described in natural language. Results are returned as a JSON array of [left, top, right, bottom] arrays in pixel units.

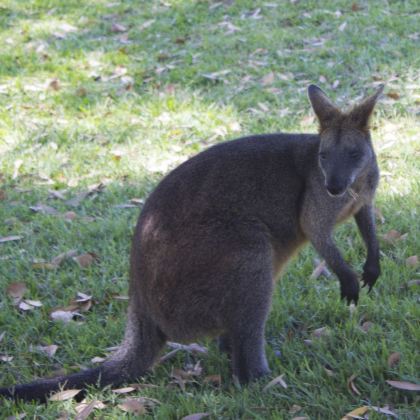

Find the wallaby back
[[0, 85, 383, 401]]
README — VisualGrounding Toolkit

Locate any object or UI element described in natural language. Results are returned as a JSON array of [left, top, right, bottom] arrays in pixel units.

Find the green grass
[[0, 0, 419, 418]]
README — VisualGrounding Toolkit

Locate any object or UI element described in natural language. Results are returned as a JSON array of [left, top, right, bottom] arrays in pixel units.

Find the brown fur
[[0, 85, 383, 401]]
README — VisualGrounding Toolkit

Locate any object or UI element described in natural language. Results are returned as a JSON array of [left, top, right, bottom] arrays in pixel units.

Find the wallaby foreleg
[[304, 224, 359, 304], [354, 205, 380, 291]]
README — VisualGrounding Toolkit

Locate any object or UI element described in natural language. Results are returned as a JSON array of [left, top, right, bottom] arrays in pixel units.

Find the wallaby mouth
[[326, 185, 347, 197]]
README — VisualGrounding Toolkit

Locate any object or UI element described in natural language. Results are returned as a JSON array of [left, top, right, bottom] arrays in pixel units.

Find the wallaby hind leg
[[227, 260, 273, 383]]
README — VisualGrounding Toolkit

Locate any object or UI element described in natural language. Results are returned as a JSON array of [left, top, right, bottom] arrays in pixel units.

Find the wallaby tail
[[0, 313, 166, 402]]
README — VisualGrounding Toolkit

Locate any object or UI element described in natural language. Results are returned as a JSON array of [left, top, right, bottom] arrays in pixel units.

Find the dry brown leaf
[[407, 279, 420, 287], [386, 380, 420, 391], [49, 389, 81, 401], [341, 405, 368, 420], [263, 374, 288, 391], [48, 78, 61, 91], [406, 255, 418, 267], [311, 259, 331, 279], [347, 374, 361, 396], [30, 203, 59, 215], [50, 310, 78, 323], [312, 326, 330, 338], [386, 90, 400, 100], [167, 342, 208, 355], [0, 235, 22, 243], [75, 400, 106, 416], [111, 22, 127, 33], [360, 321, 374, 332], [261, 72, 275, 86], [91, 356, 106, 364], [351, 3, 362, 12], [387, 352, 401, 368], [64, 211, 77, 220], [370, 406, 398, 417], [182, 414, 210, 420], [36, 344, 58, 358], [381, 229, 407, 244], [7, 282, 27, 300], [73, 252, 99, 268], [118, 398, 147, 414], [289, 404, 302, 414], [203, 374, 222, 386], [339, 22, 347, 32], [112, 386, 136, 394]]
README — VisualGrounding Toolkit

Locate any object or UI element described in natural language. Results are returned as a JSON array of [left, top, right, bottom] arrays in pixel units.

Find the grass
[[0, 0, 419, 418]]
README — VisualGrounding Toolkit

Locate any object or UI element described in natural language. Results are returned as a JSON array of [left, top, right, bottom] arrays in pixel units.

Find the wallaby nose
[[326, 182, 346, 197]]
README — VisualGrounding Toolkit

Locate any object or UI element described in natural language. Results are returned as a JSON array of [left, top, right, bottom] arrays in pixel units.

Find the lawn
[[0, 0, 419, 418]]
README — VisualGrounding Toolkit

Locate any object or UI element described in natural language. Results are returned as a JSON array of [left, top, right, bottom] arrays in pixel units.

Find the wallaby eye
[[349, 150, 361, 160], [319, 152, 327, 160]]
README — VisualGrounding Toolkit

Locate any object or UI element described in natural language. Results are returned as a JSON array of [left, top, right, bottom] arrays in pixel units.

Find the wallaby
[[0, 84, 383, 402]]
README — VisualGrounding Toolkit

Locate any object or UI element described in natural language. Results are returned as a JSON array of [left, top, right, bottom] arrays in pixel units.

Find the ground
[[0, 0, 419, 418]]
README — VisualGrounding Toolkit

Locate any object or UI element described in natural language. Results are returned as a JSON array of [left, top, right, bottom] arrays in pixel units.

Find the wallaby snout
[[325, 179, 347, 197]]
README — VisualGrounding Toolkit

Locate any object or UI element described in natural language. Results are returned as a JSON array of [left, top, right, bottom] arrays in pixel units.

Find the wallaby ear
[[307, 84, 341, 129], [348, 84, 384, 130]]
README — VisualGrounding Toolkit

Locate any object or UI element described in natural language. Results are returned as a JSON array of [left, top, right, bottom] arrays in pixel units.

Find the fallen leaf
[[203, 374, 222, 386], [112, 386, 136, 394], [118, 398, 147, 414], [291, 417, 309, 420], [64, 211, 77, 220], [0, 331, 5, 343], [73, 252, 99, 268], [49, 389, 81, 401], [312, 326, 330, 338], [51, 250, 79, 267], [386, 380, 420, 391], [50, 310, 78, 323], [261, 72, 275, 86], [36, 344, 58, 358], [18, 301, 36, 311], [91, 356, 106, 364], [48, 78, 61, 91], [0, 355, 13, 362], [347, 374, 361, 396], [360, 321, 374, 332], [263, 374, 288, 391], [339, 21, 347, 32], [381, 229, 407, 244], [111, 23, 127, 33], [351, 3, 361, 12], [387, 352, 401, 368], [167, 342, 208, 355], [341, 405, 368, 420], [289, 405, 302, 414], [386, 90, 400, 100], [311, 259, 331, 278], [406, 255, 418, 267], [182, 414, 210, 420], [201, 69, 231, 82], [7, 282, 27, 301], [0, 235, 22, 243], [75, 400, 106, 417], [30, 203, 59, 215], [370, 406, 398, 417], [407, 279, 420, 287], [24, 299, 42, 307], [139, 19, 155, 31]]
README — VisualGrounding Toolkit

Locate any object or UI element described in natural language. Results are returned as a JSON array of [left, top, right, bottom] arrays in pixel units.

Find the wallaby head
[[308, 84, 384, 197]]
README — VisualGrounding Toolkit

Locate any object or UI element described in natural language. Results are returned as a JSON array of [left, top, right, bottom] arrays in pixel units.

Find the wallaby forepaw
[[340, 276, 359, 305], [361, 263, 380, 293]]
